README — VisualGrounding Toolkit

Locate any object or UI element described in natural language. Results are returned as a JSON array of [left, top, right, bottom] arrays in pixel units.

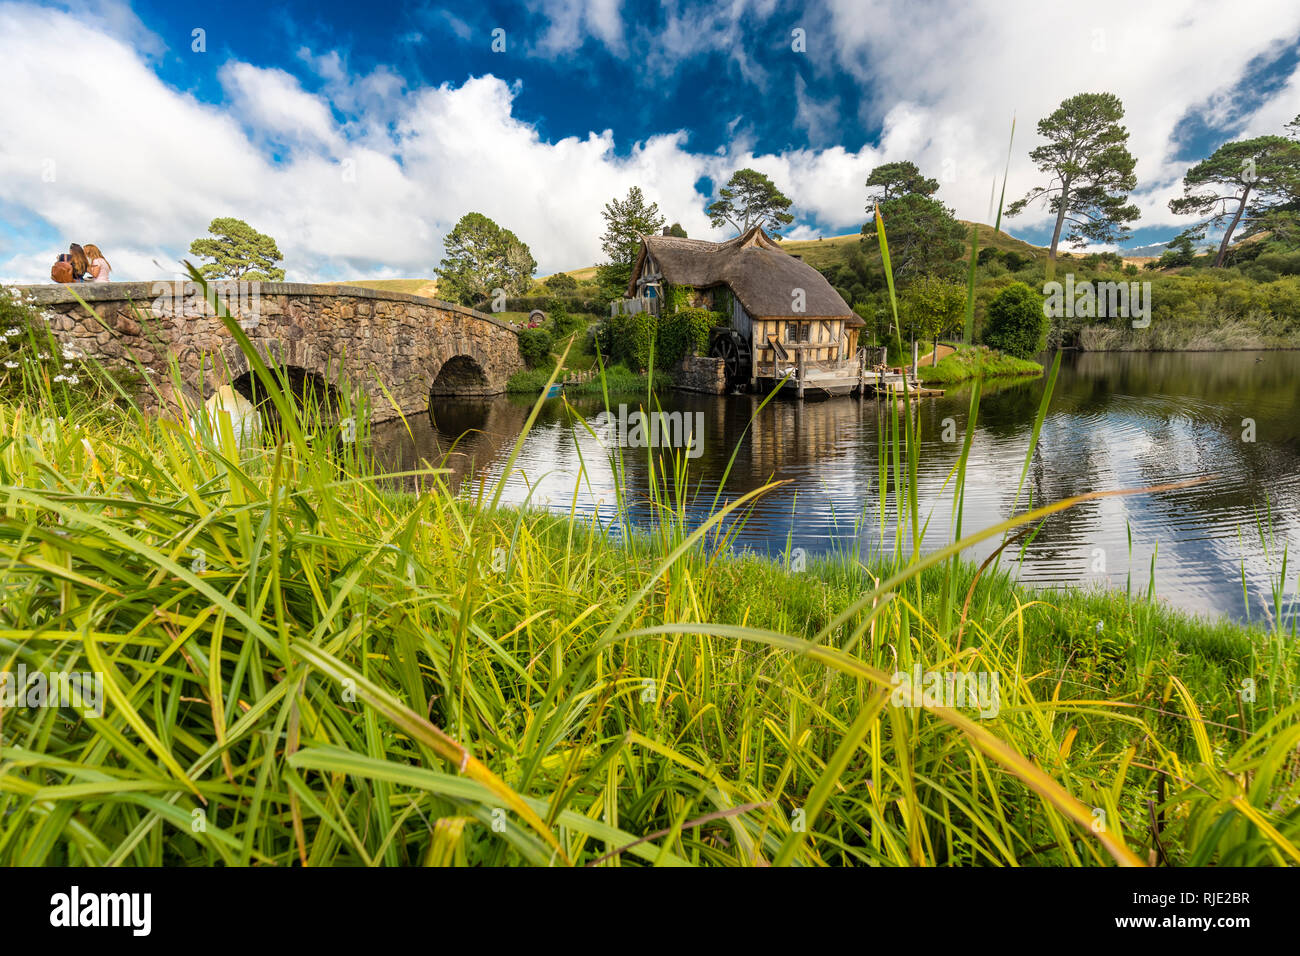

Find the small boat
[[545, 382, 564, 399]]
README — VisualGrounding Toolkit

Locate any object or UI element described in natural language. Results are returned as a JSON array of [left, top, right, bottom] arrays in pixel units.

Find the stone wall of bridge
[[12, 281, 524, 419]]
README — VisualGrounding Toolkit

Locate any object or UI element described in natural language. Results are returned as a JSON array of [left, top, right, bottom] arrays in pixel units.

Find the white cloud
[[2, 0, 1299, 284], [528, 0, 626, 56], [817, 0, 1300, 241]]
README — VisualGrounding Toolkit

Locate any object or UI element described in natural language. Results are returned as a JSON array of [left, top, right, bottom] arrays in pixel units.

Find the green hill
[[335, 223, 1047, 300], [534, 221, 1047, 285], [335, 278, 439, 297]]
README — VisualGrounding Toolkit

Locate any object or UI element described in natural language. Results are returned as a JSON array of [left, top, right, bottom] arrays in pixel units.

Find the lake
[[373, 350, 1300, 626]]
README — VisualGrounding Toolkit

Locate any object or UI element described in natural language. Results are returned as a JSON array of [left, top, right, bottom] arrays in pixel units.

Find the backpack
[[52, 260, 74, 283]]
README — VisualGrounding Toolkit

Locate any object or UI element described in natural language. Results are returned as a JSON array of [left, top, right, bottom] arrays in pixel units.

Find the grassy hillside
[[336, 278, 439, 298], [536, 222, 1048, 284], [781, 221, 1046, 269]]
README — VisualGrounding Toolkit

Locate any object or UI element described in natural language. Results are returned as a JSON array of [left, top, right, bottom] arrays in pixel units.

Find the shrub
[[549, 301, 586, 340], [516, 327, 553, 367], [1002, 251, 1029, 272], [596, 306, 717, 370], [544, 272, 578, 292], [981, 281, 1048, 358]]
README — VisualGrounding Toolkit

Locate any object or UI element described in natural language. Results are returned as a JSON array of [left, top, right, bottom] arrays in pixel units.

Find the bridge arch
[[430, 354, 491, 397]]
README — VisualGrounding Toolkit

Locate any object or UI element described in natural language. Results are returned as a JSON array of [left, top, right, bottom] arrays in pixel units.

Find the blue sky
[[2, 0, 1298, 281]]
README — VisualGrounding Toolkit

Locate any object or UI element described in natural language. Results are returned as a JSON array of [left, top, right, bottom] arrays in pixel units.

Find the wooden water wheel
[[709, 330, 750, 389]]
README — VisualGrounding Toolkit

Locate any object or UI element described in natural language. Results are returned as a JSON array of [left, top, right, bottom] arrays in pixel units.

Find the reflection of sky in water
[[375, 351, 1300, 626]]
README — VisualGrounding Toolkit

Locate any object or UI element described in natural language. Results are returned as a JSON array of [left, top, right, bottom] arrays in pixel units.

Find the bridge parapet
[[11, 281, 524, 418]]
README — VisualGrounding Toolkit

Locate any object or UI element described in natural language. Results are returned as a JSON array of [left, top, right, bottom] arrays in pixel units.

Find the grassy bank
[[1077, 316, 1300, 351], [917, 345, 1044, 385], [0, 378, 1295, 866], [506, 362, 672, 395]]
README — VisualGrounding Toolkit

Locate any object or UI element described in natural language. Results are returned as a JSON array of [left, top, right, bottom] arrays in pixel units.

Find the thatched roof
[[627, 226, 861, 325]]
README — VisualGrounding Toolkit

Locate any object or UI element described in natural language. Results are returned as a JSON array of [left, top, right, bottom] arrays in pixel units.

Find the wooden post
[[797, 348, 805, 399], [911, 339, 918, 384]]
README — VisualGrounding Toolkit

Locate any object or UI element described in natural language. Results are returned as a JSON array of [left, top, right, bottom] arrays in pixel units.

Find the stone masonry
[[13, 281, 524, 419]]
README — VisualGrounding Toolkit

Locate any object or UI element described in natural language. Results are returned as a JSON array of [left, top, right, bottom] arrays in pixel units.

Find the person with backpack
[[50, 243, 90, 283]]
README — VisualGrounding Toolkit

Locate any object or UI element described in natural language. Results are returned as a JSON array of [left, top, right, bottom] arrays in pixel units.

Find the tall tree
[[667, 222, 688, 238], [861, 161, 965, 280], [706, 168, 795, 236], [435, 212, 536, 307], [596, 187, 665, 299], [1168, 135, 1300, 266], [189, 217, 285, 281], [1005, 92, 1141, 266], [865, 161, 940, 204]]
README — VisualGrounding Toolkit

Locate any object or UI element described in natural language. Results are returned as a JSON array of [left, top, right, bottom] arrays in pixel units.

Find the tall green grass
[[0, 256, 1296, 867]]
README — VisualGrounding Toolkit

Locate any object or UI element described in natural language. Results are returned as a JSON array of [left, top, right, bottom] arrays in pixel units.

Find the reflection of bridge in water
[[374, 398, 533, 493]]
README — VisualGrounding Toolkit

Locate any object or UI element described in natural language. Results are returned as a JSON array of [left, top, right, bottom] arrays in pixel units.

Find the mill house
[[622, 225, 870, 397]]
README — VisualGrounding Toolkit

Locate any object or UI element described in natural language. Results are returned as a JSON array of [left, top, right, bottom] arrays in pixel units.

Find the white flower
[[3, 361, 17, 370], [68, 374, 79, 384], [3, 328, 19, 337], [37, 351, 49, 359], [52, 374, 66, 383]]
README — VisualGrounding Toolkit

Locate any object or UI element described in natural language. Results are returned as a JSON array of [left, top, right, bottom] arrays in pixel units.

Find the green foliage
[[505, 364, 557, 393], [598, 187, 665, 301], [544, 272, 578, 292], [865, 160, 940, 204], [667, 222, 688, 238], [436, 212, 537, 307], [188, 217, 285, 281], [659, 282, 692, 313], [597, 306, 720, 370], [516, 326, 553, 367], [706, 168, 795, 237], [862, 193, 966, 280], [982, 281, 1048, 358], [711, 285, 734, 317], [655, 307, 714, 366], [900, 275, 967, 345], [916, 344, 1043, 385], [1157, 235, 1198, 268], [1000, 250, 1028, 272], [549, 301, 587, 340], [1006, 92, 1141, 259], [1169, 135, 1300, 265]]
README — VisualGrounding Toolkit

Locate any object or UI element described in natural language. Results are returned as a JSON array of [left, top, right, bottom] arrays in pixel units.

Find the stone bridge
[[14, 281, 524, 420]]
